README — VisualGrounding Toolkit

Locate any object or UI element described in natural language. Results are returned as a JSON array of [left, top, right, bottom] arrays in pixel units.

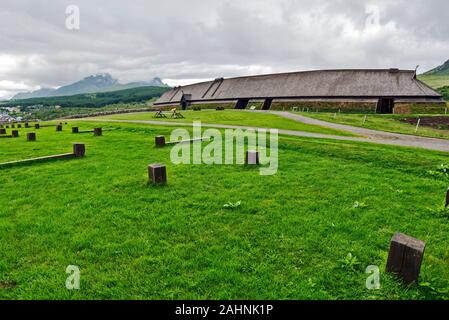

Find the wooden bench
[[153, 108, 184, 119], [0, 143, 85, 168], [72, 127, 105, 136], [155, 135, 209, 147]]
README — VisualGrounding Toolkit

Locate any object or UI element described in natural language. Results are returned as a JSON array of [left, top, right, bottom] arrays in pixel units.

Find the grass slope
[[95, 110, 355, 137], [418, 74, 449, 89], [294, 112, 449, 140], [0, 122, 449, 299]]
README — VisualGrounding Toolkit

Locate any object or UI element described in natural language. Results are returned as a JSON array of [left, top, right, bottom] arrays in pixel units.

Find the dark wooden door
[[376, 98, 395, 114]]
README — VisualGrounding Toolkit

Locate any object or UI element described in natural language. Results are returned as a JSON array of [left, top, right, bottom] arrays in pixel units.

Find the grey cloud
[[0, 0, 448, 99]]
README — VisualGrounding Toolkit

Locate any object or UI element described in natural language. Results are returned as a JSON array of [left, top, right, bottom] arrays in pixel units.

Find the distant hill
[[5, 85, 170, 108], [423, 60, 449, 76], [418, 60, 449, 89], [11, 74, 168, 100]]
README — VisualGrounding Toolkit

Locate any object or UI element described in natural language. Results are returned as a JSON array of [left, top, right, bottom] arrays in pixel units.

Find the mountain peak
[[10, 74, 168, 100]]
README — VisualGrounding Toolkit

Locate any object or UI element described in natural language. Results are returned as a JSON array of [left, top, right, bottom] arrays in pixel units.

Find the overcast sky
[[1, 0, 448, 99]]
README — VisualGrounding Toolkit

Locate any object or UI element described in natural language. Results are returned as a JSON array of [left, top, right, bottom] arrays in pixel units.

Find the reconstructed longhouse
[[154, 69, 445, 114]]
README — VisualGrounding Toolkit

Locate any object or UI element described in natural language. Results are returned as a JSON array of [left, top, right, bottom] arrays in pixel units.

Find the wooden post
[[56, 124, 62, 131], [148, 164, 167, 184], [73, 143, 85, 157], [11, 124, 15, 128], [415, 118, 421, 133], [72, 127, 79, 133], [25, 122, 29, 128], [155, 135, 166, 147], [11, 130, 19, 138], [386, 232, 426, 284], [93, 128, 102, 136], [0, 128, 6, 134], [246, 151, 260, 165], [17, 124, 22, 128], [446, 187, 449, 208], [27, 132, 36, 141], [35, 124, 40, 129], [362, 115, 367, 125]]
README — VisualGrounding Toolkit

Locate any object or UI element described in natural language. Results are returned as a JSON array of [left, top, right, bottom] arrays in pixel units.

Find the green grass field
[[418, 74, 449, 89], [294, 112, 449, 140], [1, 122, 449, 300], [95, 110, 355, 137]]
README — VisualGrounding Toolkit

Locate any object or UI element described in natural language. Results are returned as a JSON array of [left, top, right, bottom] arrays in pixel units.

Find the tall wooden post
[[386, 233, 426, 284], [72, 127, 79, 133], [11, 130, 19, 138]]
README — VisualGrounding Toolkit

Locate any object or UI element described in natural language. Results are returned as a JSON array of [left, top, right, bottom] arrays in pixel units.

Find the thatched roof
[[155, 69, 442, 105]]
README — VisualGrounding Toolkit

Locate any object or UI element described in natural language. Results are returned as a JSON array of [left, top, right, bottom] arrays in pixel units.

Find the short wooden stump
[[11, 130, 19, 138], [93, 128, 102, 136], [17, 124, 22, 128], [72, 127, 79, 133], [446, 187, 449, 208], [148, 164, 167, 184], [0, 128, 6, 135], [25, 123, 29, 128], [246, 151, 260, 165], [11, 124, 15, 128], [56, 124, 62, 132], [386, 232, 426, 284], [155, 135, 166, 147], [27, 132, 36, 141], [35, 124, 40, 129], [73, 143, 85, 157]]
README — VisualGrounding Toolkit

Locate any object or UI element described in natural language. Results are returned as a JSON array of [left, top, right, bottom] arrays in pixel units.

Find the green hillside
[[418, 60, 449, 89], [2, 86, 170, 109]]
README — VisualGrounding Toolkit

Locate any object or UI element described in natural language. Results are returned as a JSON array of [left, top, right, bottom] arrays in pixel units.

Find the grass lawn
[[294, 112, 449, 140], [94, 110, 355, 137], [1, 122, 449, 300]]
